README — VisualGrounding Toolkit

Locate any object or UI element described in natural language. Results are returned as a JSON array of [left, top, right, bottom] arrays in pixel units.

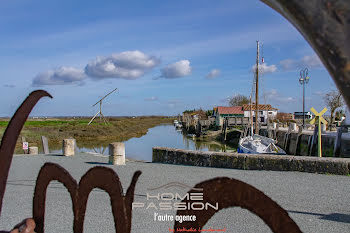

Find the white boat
[[238, 41, 286, 155], [238, 134, 286, 154], [187, 134, 196, 138], [175, 123, 182, 129]]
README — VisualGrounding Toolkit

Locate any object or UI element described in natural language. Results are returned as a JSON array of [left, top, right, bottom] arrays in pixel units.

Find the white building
[[242, 104, 278, 125]]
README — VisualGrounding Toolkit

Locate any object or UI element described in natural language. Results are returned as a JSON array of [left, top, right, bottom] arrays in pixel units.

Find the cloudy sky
[[0, 0, 337, 116]]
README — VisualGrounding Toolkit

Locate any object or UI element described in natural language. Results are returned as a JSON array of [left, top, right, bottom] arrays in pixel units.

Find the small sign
[[310, 107, 328, 125], [309, 107, 328, 157], [22, 142, 28, 150]]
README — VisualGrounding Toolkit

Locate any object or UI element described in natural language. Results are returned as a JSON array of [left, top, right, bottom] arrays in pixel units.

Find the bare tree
[[324, 90, 344, 124], [229, 94, 249, 106]]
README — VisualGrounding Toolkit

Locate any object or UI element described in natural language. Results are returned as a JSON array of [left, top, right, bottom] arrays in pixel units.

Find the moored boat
[[238, 41, 286, 155], [238, 134, 286, 154]]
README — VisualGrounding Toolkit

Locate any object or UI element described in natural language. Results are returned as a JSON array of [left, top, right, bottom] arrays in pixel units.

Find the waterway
[[56, 124, 235, 161]]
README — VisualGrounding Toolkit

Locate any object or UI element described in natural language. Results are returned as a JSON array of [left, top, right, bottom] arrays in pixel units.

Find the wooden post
[[318, 117, 322, 157], [224, 118, 227, 141], [333, 126, 344, 157], [309, 125, 318, 156], [197, 120, 202, 137], [21, 136, 27, 154], [28, 147, 38, 155], [294, 126, 303, 155], [109, 142, 125, 165], [307, 134, 312, 156], [41, 136, 49, 154], [284, 127, 291, 151], [63, 139, 75, 156], [267, 123, 273, 138], [283, 133, 289, 151], [289, 123, 297, 132], [310, 107, 328, 157], [255, 41, 259, 133]]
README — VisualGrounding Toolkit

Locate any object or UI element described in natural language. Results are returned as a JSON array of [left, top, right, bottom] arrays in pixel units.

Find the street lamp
[[299, 68, 310, 128]]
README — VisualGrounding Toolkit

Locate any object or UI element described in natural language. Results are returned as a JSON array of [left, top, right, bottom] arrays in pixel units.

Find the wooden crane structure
[[88, 88, 118, 125]]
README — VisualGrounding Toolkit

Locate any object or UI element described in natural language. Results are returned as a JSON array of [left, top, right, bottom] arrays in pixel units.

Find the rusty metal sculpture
[[0, 90, 52, 218], [174, 177, 302, 233], [260, 0, 350, 109], [0, 90, 52, 232], [33, 163, 141, 233]]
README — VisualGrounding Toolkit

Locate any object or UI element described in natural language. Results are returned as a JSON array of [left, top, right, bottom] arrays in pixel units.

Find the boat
[[175, 122, 183, 129], [238, 135, 286, 154], [238, 41, 286, 155], [187, 134, 196, 139]]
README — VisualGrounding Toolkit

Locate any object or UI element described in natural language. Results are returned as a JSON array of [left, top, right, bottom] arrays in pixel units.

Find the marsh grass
[[0, 116, 174, 153]]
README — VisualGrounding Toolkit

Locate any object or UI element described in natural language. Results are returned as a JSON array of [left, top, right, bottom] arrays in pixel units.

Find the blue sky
[[0, 0, 337, 116]]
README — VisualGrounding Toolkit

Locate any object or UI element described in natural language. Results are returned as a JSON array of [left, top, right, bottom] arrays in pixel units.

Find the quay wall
[[152, 147, 350, 175], [259, 128, 350, 158]]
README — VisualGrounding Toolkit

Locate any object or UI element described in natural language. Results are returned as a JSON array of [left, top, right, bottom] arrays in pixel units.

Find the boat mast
[[250, 95, 253, 136], [255, 41, 259, 134]]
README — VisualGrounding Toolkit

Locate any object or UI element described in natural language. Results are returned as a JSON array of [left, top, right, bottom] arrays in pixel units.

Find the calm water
[[54, 124, 235, 161]]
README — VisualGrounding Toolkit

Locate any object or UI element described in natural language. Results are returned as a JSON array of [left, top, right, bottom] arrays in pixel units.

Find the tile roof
[[216, 106, 244, 115], [242, 104, 278, 111]]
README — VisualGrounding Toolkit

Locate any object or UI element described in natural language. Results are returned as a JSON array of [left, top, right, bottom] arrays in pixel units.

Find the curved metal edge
[[125, 170, 142, 232], [0, 90, 52, 217], [174, 177, 302, 233], [33, 163, 78, 233], [75, 166, 127, 233], [260, 0, 350, 108]]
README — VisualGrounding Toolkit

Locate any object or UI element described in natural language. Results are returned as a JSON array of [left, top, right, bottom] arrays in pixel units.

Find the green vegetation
[[206, 110, 213, 117], [228, 94, 249, 106], [183, 109, 195, 114], [0, 116, 174, 153]]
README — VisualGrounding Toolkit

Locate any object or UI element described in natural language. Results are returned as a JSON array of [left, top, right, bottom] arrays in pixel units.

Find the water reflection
[[52, 124, 235, 161]]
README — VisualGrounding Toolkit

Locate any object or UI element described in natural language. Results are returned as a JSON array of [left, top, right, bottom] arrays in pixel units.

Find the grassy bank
[[0, 116, 175, 153]]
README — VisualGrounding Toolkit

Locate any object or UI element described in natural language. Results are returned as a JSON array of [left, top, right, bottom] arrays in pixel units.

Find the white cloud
[[154, 22, 301, 58], [313, 91, 326, 97], [251, 63, 277, 74], [32, 66, 86, 86], [160, 60, 192, 79], [3, 84, 15, 88], [264, 89, 295, 103], [85, 50, 160, 79], [301, 55, 322, 68], [144, 96, 158, 101], [279, 59, 296, 71], [220, 96, 231, 104], [167, 99, 182, 108], [279, 54, 323, 71], [264, 89, 278, 99], [206, 69, 220, 79]]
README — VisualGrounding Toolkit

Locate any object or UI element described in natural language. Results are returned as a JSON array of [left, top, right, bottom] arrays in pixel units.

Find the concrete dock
[[0, 153, 349, 233]]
